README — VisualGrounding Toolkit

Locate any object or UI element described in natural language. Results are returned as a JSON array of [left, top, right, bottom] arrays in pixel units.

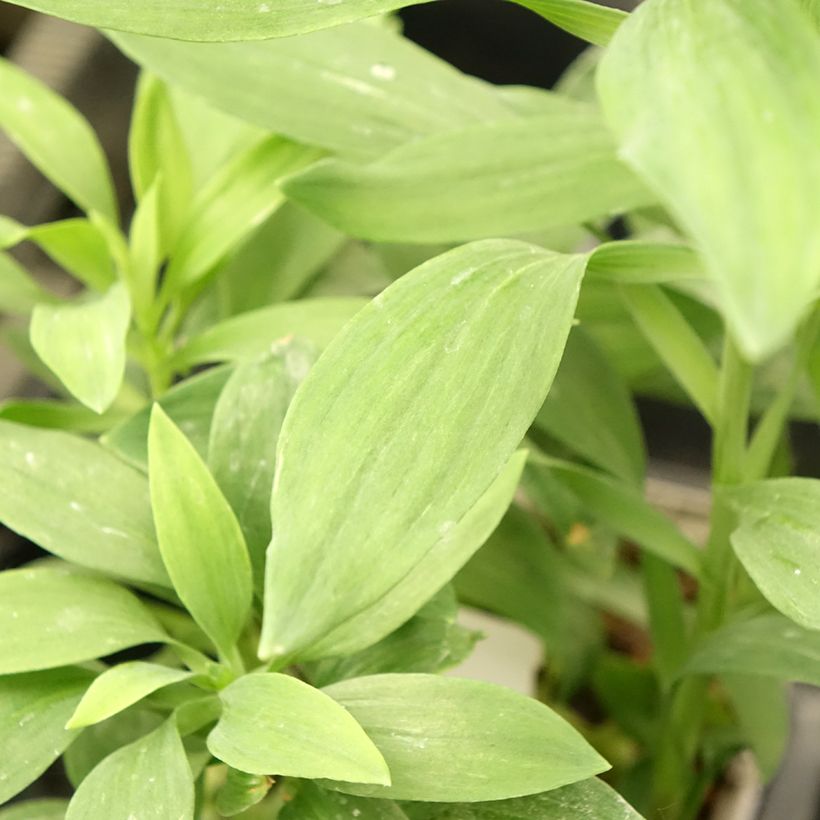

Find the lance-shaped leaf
[[0, 667, 93, 804], [284, 107, 651, 243], [724, 478, 820, 630], [0, 567, 166, 674], [0, 252, 56, 315], [0, 398, 120, 433], [0, 800, 69, 820], [597, 0, 820, 360], [30, 282, 131, 414], [405, 777, 644, 819], [67, 662, 193, 729], [110, 24, 513, 162], [587, 240, 707, 286], [172, 299, 366, 370], [282, 782, 408, 819], [260, 241, 584, 661], [0, 421, 166, 585], [148, 406, 252, 660], [208, 344, 313, 581], [207, 673, 390, 785], [66, 718, 193, 820], [683, 614, 820, 686], [7, 0, 432, 41], [324, 674, 608, 801], [0, 55, 117, 222], [511, 0, 627, 47]]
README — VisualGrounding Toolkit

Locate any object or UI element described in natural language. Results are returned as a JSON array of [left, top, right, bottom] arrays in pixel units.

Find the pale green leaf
[[208, 345, 313, 580], [260, 240, 584, 661], [684, 614, 820, 686], [7, 0, 432, 41], [0, 252, 56, 315], [0, 214, 28, 248], [214, 769, 272, 817], [0, 399, 121, 433], [597, 0, 820, 359], [110, 24, 513, 162], [172, 298, 366, 370], [0, 799, 69, 820], [0, 56, 117, 222], [324, 674, 608, 801], [725, 478, 820, 629], [0, 667, 92, 804], [30, 282, 131, 413], [103, 366, 231, 470], [0, 567, 166, 674], [207, 673, 390, 784], [535, 327, 645, 485], [66, 718, 193, 820], [0, 420, 167, 585], [148, 405, 252, 659], [67, 662, 192, 729], [405, 777, 644, 819], [282, 782, 408, 819], [511, 0, 627, 47], [587, 240, 707, 285], [127, 177, 162, 321], [284, 108, 652, 242]]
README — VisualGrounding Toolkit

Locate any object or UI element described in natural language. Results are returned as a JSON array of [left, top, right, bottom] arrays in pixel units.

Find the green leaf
[[282, 782, 408, 819], [0, 399, 120, 433], [0, 251, 56, 315], [172, 298, 366, 370], [587, 240, 707, 285], [215, 769, 272, 817], [0, 667, 92, 804], [163, 136, 320, 294], [724, 478, 820, 630], [67, 662, 192, 729], [0, 421, 167, 585], [0, 55, 117, 223], [0, 800, 69, 820], [530, 453, 701, 576], [284, 107, 651, 242], [110, 23, 512, 162], [103, 365, 231, 470], [66, 718, 193, 820], [0, 214, 28, 247], [127, 177, 163, 322], [207, 673, 390, 784], [208, 345, 312, 580], [683, 614, 820, 686], [510, 0, 627, 47], [597, 0, 820, 359], [260, 240, 584, 661], [323, 674, 608, 801], [30, 282, 131, 413], [8, 0, 432, 41], [148, 405, 252, 660], [535, 327, 645, 485], [405, 777, 644, 819], [0, 567, 166, 674]]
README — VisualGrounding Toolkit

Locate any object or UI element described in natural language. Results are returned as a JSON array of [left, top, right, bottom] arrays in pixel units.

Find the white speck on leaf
[[794, 568, 802, 576], [370, 63, 396, 81], [24, 451, 36, 467]]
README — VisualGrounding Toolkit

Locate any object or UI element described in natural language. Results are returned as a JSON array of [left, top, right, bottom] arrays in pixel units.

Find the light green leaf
[[127, 177, 162, 322], [511, 0, 626, 47], [530, 453, 701, 576], [284, 108, 651, 242], [66, 718, 193, 820], [725, 478, 820, 629], [597, 0, 820, 359], [30, 282, 131, 413], [260, 240, 584, 661], [0, 799, 69, 820], [7, 0, 432, 41], [67, 662, 192, 729], [0, 667, 92, 804], [0, 251, 56, 314], [172, 298, 366, 369], [110, 24, 513, 162], [163, 136, 320, 294], [0, 567, 165, 674], [405, 777, 644, 819], [207, 673, 390, 784], [208, 345, 313, 580], [535, 327, 645, 486], [0, 421, 167, 585], [0, 214, 28, 247], [148, 405, 252, 660], [324, 674, 608, 801], [0, 399, 120, 433], [282, 782, 408, 819], [0, 56, 117, 222], [215, 769, 272, 818], [587, 240, 707, 285], [103, 365, 231, 470], [683, 614, 820, 686]]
